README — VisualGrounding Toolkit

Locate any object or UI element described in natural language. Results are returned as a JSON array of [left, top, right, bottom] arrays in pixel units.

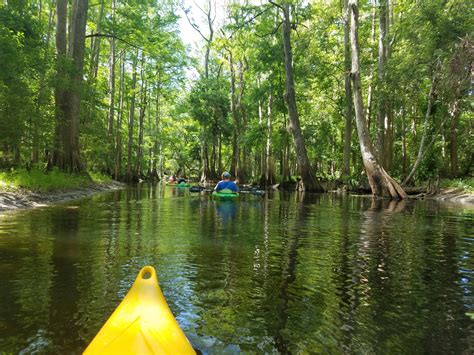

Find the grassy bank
[[439, 178, 474, 193], [0, 168, 111, 193]]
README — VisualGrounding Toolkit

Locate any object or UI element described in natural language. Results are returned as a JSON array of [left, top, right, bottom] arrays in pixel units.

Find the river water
[[0, 184, 472, 354]]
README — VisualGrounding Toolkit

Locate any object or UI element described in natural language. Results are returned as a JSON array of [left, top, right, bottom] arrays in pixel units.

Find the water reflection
[[0, 186, 472, 353]]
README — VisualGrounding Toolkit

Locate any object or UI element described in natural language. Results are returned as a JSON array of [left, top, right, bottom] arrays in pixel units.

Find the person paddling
[[214, 172, 239, 192]]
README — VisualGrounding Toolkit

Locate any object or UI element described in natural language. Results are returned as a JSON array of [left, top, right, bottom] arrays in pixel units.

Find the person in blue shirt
[[214, 171, 239, 192]]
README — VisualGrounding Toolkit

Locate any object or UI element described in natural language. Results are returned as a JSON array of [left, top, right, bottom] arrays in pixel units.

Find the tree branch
[[182, 6, 210, 43], [255, 21, 283, 38], [85, 32, 140, 49], [268, 0, 283, 11]]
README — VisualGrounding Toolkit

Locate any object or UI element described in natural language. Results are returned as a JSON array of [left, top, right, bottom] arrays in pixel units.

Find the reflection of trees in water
[[3, 211, 55, 352], [183, 198, 244, 346], [420, 200, 472, 354], [48, 208, 82, 351], [335, 197, 471, 353], [333, 197, 410, 352], [4, 187, 472, 353], [273, 191, 309, 353], [336, 194, 356, 352]]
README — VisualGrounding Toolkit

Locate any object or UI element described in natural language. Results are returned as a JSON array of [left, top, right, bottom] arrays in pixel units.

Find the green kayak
[[212, 189, 239, 200], [176, 182, 190, 188]]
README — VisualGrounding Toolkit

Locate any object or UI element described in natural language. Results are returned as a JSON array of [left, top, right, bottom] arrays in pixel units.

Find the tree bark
[[343, 0, 352, 178], [349, 0, 406, 199], [65, 0, 88, 172], [52, 0, 87, 172], [281, 3, 323, 192]]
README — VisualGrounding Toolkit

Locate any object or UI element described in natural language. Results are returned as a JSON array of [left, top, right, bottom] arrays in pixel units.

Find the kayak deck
[[84, 266, 195, 354]]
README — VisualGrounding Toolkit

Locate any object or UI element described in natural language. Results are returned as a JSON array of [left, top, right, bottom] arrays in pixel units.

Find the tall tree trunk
[[90, 0, 104, 79], [34, 0, 54, 164], [65, 0, 88, 172], [385, 107, 394, 170], [218, 132, 222, 174], [126, 51, 138, 182], [152, 80, 161, 180], [402, 73, 436, 186], [114, 54, 125, 179], [136, 77, 147, 178], [52, 0, 68, 170], [281, 4, 322, 192], [238, 59, 248, 183], [365, 5, 377, 129], [349, 0, 406, 199], [343, 0, 352, 178], [86, 0, 105, 125], [258, 96, 265, 178], [210, 134, 217, 176], [401, 105, 407, 179], [281, 114, 291, 183], [203, 1, 214, 80], [384, 0, 394, 171], [228, 50, 240, 179], [135, 53, 146, 178], [449, 100, 460, 177], [265, 90, 276, 186], [375, 0, 388, 166], [200, 143, 211, 183], [52, 0, 88, 172], [107, 10, 116, 172], [200, 0, 214, 183]]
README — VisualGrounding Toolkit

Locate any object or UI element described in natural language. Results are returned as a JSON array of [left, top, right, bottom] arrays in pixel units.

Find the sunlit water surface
[[0, 184, 473, 354]]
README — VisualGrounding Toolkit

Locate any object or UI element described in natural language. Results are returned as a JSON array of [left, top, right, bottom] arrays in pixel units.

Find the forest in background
[[0, 0, 472, 196]]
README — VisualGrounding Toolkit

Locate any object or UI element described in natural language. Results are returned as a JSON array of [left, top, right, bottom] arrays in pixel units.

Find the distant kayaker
[[214, 172, 239, 192], [177, 177, 186, 184]]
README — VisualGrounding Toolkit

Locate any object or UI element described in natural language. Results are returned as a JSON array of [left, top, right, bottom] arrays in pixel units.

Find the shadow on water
[[0, 185, 472, 353]]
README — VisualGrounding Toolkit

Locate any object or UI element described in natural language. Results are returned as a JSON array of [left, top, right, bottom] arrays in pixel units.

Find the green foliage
[[0, 4, 43, 150], [0, 168, 93, 192], [0, 0, 471, 186], [439, 178, 474, 193]]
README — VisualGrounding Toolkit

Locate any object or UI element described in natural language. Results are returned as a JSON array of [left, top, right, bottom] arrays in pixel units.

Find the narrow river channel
[[0, 184, 472, 353]]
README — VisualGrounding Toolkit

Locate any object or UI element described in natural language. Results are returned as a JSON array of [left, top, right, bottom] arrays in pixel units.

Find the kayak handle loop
[[140, 265, 156, 281]]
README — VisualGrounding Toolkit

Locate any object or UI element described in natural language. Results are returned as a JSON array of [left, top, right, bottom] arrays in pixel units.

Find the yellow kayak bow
[[84, 266, 195, 354]]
